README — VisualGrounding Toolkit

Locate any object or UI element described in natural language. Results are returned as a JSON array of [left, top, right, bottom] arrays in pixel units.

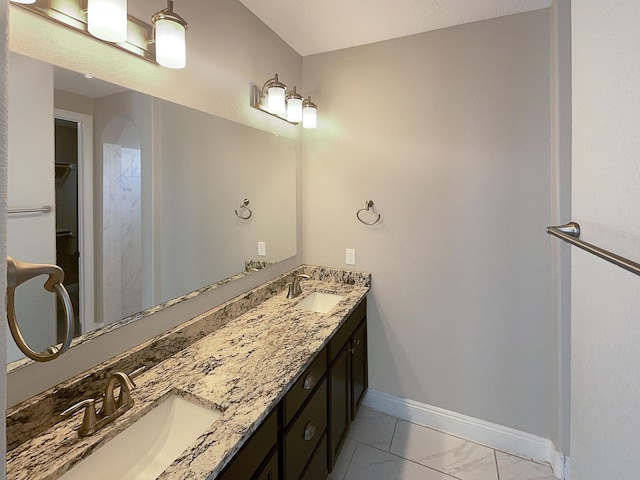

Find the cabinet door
[[300, 435, 328, 480], [351, 320, 367, 419], [328, 342, 350, 470], [254, 449, 278, 480], [218, 411, 277, 480]]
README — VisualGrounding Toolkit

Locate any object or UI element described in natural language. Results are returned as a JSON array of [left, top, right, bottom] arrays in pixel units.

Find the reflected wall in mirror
[[7, 52, 297, 366]]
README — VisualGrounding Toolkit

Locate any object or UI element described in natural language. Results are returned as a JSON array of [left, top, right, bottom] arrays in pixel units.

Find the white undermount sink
[[296, 292, 343, 314], [60, 394, 222, 480]]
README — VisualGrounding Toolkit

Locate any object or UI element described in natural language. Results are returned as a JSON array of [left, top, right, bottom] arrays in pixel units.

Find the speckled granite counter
[[6, 266, 370, 480]]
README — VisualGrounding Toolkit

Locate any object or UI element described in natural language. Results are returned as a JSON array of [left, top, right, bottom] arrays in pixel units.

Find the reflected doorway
[[54, 109, 96, 338]]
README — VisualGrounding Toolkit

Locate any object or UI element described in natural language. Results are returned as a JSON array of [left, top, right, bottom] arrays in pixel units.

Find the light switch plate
[[346, 248, 356, 265], [258, 242, 266, 256]]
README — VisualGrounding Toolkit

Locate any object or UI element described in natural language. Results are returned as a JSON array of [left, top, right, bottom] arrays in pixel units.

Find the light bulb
[[286, 88, 303, 123], [155, 18, 186, 68], [268, 85, 286, 115], [87, 0, 128, 43], [152, 0, 188, 69], [302, 97, 317, 129]]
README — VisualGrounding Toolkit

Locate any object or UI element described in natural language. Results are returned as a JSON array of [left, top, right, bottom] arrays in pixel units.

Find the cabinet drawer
[[284, 349, 326, 425], [329, 298, 366, 363], [218, 410, 277, 480], [284, 379, 327, 480]]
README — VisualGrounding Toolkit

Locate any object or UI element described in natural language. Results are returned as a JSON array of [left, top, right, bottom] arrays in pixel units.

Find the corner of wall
[[1, 0, 10, 473]]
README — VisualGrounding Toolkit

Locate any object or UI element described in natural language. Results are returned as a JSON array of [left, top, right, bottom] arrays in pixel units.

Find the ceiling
[[237, 0, 552, 56]]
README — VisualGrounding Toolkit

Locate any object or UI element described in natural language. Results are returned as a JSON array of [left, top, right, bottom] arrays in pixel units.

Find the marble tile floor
[[329, 407, 557, 480]]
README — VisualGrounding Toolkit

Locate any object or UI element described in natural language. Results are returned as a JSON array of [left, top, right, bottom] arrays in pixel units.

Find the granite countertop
[[7, 270, 369, 480]]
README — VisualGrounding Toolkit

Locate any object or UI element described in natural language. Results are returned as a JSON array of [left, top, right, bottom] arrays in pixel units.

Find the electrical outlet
[[258, 241, 266, 256], [346, 248, 356, 265]]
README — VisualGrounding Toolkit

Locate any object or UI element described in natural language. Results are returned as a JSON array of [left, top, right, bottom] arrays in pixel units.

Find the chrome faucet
[[61, 366, 145, 437], [286, 274, 311, 299]]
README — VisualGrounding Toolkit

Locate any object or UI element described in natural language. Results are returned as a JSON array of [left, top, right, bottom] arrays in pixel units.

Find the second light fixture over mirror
[[251, 74, 318, 129]]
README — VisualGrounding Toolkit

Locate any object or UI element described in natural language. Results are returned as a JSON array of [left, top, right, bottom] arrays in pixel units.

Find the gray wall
[[571, 1, 640, 478], [302, 10, 559, 444]]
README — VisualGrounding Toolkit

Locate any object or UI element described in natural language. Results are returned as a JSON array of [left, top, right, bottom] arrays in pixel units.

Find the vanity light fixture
[[11, 0, 188, 69], [87, 0, 128, 43], [250, 74, 318, 128], [152, 0, 188, 69]]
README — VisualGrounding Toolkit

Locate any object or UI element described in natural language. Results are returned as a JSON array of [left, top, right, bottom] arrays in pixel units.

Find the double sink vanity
[[6, 266, 370, 480]]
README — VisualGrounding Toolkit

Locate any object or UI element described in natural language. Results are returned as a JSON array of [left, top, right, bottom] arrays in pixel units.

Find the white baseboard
[[363, 389, 569, 480]]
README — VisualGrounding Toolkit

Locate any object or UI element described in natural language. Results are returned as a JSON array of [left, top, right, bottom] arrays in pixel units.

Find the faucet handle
[[61, 398, 98, 436]]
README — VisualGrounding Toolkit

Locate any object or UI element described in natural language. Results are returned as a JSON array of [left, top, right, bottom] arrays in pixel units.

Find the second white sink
[[60, 394, 222, 480], [296, 292, 343, 314]]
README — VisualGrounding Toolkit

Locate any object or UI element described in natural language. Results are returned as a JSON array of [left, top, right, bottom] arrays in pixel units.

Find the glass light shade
[[287, 97, 303, 123], [303, 104, 317, 129], [155, 18, 187, 69], [87, 0, 128, 43], [268, 85, 286, 115], [11, 0, 37, 4]]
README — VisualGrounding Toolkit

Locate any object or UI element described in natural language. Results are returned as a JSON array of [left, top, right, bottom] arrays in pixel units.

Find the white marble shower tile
[[102, 143, 123, 324], [120, 147, 143, 318], [390, 420, 498, 480], [495, 451, 556, 480], [348, 407, 398, 451], [345, 443, 456, 480]]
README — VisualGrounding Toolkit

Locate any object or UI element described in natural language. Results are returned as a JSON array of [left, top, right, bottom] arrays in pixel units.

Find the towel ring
[[356, 200, 381, 226], [6, 257, 74, 362], [235, 198, 252, 220]]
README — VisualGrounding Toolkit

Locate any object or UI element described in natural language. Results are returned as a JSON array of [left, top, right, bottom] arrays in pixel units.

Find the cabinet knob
[[303, 373, 316, 391], [303, 421, 317, 441], [354, 339, 361, 346]]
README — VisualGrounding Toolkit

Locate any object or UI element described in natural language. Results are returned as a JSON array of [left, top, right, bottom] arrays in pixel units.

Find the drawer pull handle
[[303, 422, 317, 441], [354, 339, 361, 346], [303, 373, 316, 390]]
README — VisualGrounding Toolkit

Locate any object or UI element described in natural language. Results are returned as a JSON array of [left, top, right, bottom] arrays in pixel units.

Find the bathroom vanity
[[6, 266, 370, 480]]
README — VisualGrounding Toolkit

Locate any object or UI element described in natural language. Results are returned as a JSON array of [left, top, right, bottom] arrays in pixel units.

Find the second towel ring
[[235, 198, 252, 220], [356, 200, 381, 225]]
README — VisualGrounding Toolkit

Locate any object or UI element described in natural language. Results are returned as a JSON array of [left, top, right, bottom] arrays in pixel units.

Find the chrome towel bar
[[8, 205, 52, 215], [546, 222, 640, 277]]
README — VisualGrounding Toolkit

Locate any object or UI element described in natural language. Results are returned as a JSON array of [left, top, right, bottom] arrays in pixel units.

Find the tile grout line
[[388, 415, 399, 452], [495, 449, 501, 480]]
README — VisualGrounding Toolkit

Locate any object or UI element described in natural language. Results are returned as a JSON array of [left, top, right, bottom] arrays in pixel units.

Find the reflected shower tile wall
[[102, 143, 123, 325], [120, 147, 142, 318]]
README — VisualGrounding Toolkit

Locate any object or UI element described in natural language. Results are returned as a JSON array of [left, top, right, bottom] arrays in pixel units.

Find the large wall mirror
[[7, 52, 297, 368]]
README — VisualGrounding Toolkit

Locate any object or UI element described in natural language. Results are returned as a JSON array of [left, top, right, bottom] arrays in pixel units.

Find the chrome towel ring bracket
[[235, 198, 252, 220], [6, 256, 75, 362], [356, 200, 381, 226]]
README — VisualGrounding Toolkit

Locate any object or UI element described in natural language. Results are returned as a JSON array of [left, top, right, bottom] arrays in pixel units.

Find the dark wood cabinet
[[283, 380, 327, 480], [255, 449, 279, 480], [217, 296, 367, 480], [327, 298, 368, 471], [351, 319, 368, 417], [218, 410, 277, 480], [328, 342, 350, 468]]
